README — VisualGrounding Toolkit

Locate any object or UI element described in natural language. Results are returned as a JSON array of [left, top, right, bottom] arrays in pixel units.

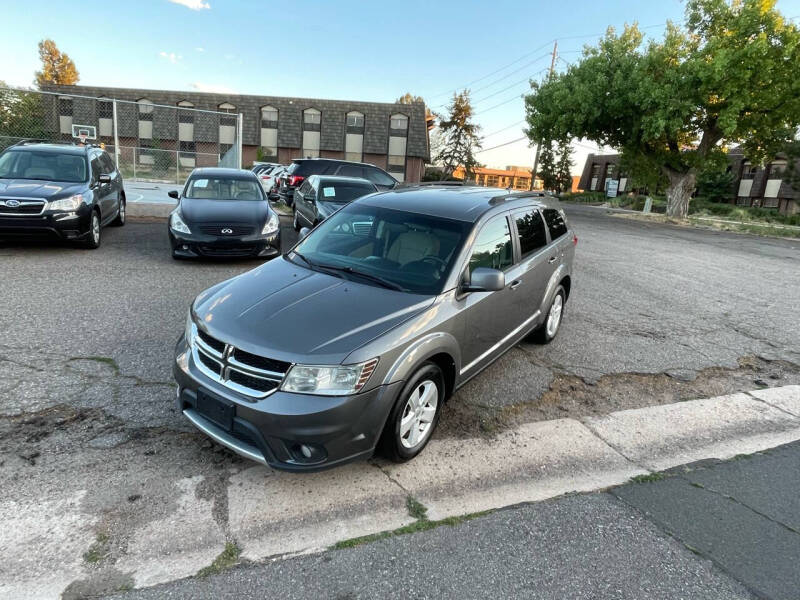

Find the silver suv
[[173, 186, 576, 471]]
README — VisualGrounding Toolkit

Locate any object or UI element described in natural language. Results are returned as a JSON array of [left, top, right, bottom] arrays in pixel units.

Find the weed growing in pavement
[[196, 542, 241, 577], [69, 355, 121, 375], [406, 496, 428, 521], [83, 532, 110, 564], [332, 511, 492, 550], [629, 472, 669, 483]]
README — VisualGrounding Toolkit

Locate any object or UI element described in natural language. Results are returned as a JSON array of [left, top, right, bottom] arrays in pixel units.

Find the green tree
[[538, 142, 559, 191], [783, 140, 800, 193], [396, 93, 425, 104], [34, 39, 79, 86], [0, 83, 46, 149], [524, 0, 800, 218], [555, 139, 574, 193], [695, 150, 735, 201], [434, 90, 482, 180]]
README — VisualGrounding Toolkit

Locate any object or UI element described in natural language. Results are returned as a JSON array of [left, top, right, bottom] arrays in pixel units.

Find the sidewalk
[[3, 386, 798, 598], [116, 440, 800, 599]]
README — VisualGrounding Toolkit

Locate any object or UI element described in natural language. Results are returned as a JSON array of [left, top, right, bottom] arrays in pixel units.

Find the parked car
[[174, 187, 576, 471], [254, 164, 284, 199], [0, 140, 125, 248], [292, 175, 378, 231], [167, 167, 280, 259], [266, 165, 286, 200], [278, 158, 397, 207]]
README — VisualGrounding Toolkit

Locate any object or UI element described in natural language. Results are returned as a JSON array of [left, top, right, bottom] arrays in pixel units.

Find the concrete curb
[[3, 386, 799, 598], [128, 202, 174, 220]]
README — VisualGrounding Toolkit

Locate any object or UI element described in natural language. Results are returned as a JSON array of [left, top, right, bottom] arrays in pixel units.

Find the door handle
[[548, 256, 558, 264], [509, 280, 522, 290]]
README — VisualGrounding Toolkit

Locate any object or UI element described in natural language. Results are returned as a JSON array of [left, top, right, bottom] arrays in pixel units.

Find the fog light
[[300, 444, 312, 459], [182, 244, 189, 250], [290, 442, 327, 463]]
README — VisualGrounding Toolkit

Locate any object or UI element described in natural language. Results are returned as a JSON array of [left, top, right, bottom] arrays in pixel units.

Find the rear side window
[[364, 167, 396, 187], [513, 209, 547, 258], [288, 160, 335, 177], [336, 164, 365, 178], [542, 208, 568, 240], [469, 216, 513, 272]]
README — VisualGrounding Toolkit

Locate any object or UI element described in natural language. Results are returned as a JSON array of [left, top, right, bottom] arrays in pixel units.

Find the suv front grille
[[192, 325, 290, 399], [0, 198, 46, 216]]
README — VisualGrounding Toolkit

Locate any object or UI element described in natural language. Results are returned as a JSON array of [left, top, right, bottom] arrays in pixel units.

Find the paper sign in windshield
[[323, 187, 336, 197], [193, 179, 208, 188]]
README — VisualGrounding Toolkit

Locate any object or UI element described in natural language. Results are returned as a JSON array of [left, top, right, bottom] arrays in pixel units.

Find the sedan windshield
[[292, 204, 471, 295], [184, 177, 264, 200], [0, 150, 87, 183]]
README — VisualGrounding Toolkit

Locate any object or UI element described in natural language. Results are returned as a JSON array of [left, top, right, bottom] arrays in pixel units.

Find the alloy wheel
[[399, 379, 439, 449], [546, 293, 563, 338]]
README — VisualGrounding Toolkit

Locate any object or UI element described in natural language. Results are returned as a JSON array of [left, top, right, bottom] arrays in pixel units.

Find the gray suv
[[173, 186, 576, 471]]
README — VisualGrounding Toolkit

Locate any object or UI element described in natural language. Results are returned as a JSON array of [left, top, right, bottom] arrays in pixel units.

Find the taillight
[[288, 175, 305, 186], [572, 233, 578, 246]]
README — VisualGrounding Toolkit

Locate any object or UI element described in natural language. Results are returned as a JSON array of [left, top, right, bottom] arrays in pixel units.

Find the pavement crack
[[743, 390, 800, 419], [578, 417, 653, 474], [371, 461, 410, 496]]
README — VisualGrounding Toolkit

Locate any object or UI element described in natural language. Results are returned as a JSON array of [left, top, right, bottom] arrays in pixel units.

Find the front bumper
[[168, 227, 280, 259], [0, 208, 92, 241], [173, 335, 401, 471]]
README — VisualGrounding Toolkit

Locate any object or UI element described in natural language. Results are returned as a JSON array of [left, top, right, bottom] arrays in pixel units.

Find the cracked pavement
[[1, 206, 799, 597]]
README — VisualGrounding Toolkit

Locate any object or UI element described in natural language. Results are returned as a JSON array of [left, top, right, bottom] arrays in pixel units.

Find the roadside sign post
[[643, 196, 653, 214]]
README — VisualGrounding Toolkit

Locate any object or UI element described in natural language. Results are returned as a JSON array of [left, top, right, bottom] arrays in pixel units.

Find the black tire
[[530, 284, 566, 344], [111, 195, 126, 226], [379, 361, 445, 462], [80, 210, 101, 249]]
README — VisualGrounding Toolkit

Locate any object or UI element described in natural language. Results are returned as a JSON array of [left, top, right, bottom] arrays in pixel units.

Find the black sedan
[[292, 175, 378, 231], [168, 168, 280, 259]]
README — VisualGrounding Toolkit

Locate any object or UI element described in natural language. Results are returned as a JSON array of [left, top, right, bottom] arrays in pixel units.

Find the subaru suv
[[174, 186, 576, 471], [0, 141, 125, 248]]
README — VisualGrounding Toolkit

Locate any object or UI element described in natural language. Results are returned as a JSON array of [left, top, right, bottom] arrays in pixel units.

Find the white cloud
[[159, 51, 182, 64], [168, 0, 210, 10], [190, 82, 238, 94], [194, 47, 205, 52]]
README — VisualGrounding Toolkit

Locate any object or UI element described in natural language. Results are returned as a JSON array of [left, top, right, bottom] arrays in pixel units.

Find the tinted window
[[99, 153, 115, 174], [364, 167, 397, 187], [542, 208, 568, 240], [514, 209, 547, 258], [0, 150, 88, 183], [294, 204, 470, 295], [337, 164, 364, 178], [297, 180, 312, 196], [318, 181, 375, 203], [469, 216, 513, 272], [287, 160, 335, 177], [90, 156, 103, 183], [184, 177, 264, 200]]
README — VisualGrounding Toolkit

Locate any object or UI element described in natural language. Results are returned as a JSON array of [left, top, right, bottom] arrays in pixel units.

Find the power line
[[474, 94, 525, 116], [480, 120, 526, 140], [476, 136, 528, 153]]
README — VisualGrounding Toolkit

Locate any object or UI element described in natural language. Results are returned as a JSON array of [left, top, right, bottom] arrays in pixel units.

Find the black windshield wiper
[[315, 263, 405, 291], [289, 251, 315, 270]]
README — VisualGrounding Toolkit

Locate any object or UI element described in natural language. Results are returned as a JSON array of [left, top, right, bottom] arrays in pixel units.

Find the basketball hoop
[[78, 133, 88, 145]]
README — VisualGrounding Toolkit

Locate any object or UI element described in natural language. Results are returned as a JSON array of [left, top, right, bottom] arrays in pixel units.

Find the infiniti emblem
[[4, 199, 20, 208], [221, 228, 233, 234]]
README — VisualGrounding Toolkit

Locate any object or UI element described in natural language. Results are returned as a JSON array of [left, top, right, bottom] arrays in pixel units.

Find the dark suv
[[278, 158, 397, 206], [174, 187, 576, 471], [0, 141, 125, 248]]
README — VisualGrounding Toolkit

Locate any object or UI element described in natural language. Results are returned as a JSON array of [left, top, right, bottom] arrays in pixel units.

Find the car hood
[[0, 179, 85, 199], [193, 257, 435, 364], [179, 198, 269, 224], [316, 199, 347, 217]]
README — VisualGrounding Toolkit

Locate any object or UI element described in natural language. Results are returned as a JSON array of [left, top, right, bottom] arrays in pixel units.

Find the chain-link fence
[[0, 86, 242, 184]]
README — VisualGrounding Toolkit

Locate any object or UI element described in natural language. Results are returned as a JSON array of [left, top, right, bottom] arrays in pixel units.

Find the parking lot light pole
[[237, 113, 243, 169], [112, 100, 121, 170]]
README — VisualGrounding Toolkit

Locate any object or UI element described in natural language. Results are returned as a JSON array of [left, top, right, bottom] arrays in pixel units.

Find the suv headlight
[[281, 358, 379, 396], [184, 311, 196, 345], [48, 194, 83, 212], [170, 211, 191, 234], [261, 211, 279, 235]]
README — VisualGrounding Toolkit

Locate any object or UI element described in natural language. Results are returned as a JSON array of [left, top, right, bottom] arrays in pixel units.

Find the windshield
[[293, 203, 471, 295], [318, 182, 375, 203], [184, 177, 264, 200], [0, 150, 88, 183]]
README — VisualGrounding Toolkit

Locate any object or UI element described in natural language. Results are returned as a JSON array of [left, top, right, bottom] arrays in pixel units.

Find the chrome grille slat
[[191, 325, 289, 398]]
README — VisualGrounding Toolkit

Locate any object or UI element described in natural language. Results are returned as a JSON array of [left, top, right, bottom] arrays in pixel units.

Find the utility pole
[[530, 40, 558, 191]]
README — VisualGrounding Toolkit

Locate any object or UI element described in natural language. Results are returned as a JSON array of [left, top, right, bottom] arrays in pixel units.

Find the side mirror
[[168, 190, 180, 200], [98, 174, 112, 184], [464, 267, 505, 292], [299, 227, 311, 241]]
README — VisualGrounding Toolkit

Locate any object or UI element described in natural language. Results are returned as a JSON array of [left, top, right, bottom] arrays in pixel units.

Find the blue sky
[[3, 0, 800, 171]]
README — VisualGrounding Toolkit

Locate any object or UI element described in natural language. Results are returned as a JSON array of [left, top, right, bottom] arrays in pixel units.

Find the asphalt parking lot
[[2, 204, 800, 597]]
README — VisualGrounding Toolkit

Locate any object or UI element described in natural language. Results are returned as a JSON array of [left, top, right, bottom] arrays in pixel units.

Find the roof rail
[[401, 180, 470, 188], [11, 138, 96, 150], [488, 189, 551, 205]]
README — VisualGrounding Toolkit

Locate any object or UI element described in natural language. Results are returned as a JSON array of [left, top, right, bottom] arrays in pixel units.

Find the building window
[[302, 108, 321, 158], [514, 177, 529, 190], [736, 196, 751, 206], [217, 103, 236, 149], [487, 175, 499, 187], [762, 197, 780, 208], [768, 161, 787, 178], [345, 111, 364, 162], [177, 100, 194, 123], [259, 106, 278, 160], [97, 97, 113, 138], [261, 105, 278, 128], [137, 98, 154, 141], [741, 162, 757, 179], [390, 114, 408, 131], [346, 111, 364, 129]]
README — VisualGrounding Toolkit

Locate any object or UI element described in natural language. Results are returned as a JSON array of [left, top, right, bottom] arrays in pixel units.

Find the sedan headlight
[[281, 358, 379, 396], [261, 211, 279, 235], [170, 211, 191, 234], [48, 194, 83, 212]]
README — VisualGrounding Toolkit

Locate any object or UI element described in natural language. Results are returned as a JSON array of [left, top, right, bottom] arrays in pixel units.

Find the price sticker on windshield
[[322, 187, 336, 198]]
